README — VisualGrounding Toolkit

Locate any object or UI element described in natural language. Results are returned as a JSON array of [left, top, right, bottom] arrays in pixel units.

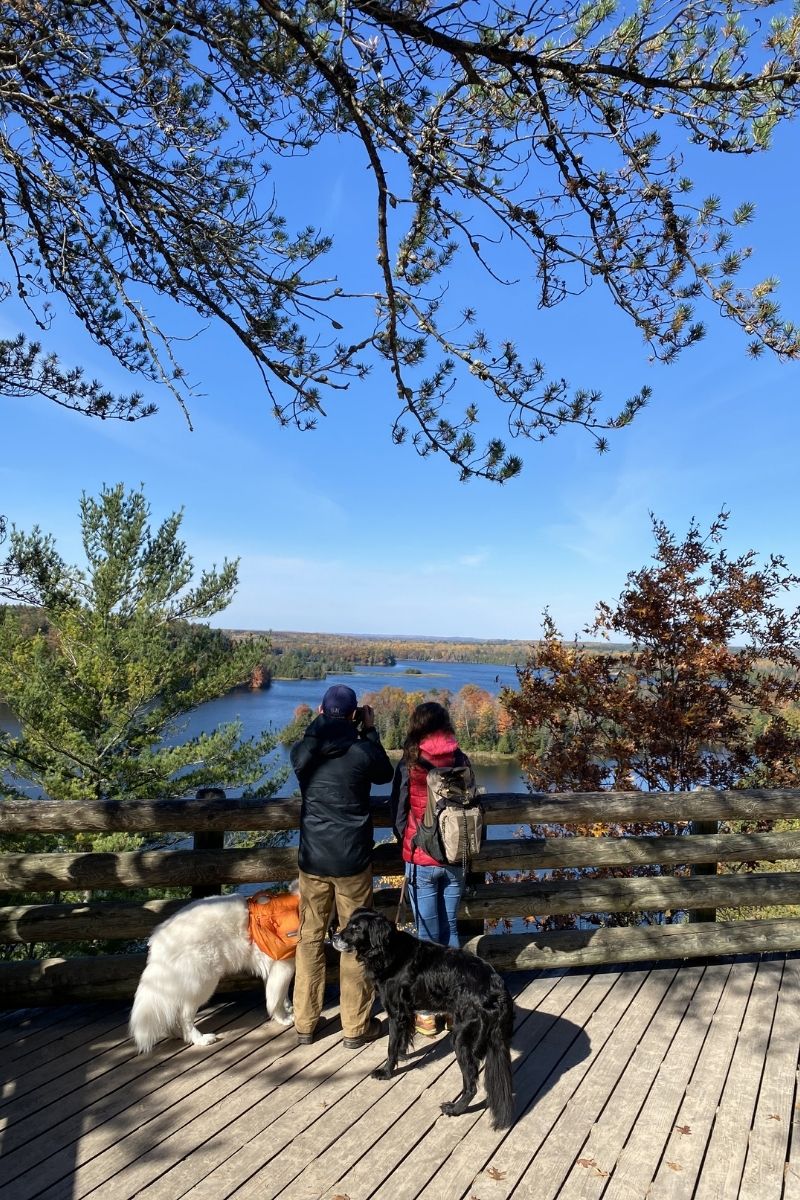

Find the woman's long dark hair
[[401, 701, 454, 766]]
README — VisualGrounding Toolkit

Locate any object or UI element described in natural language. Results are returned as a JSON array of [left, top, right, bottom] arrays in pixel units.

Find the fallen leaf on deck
[[768, 1114, 782, 1121], [675, 1125, 692, 1135], [577, 1158, 598, 1169], [486, 1166, 507, 1180], [666, 1162, 683, 1172]]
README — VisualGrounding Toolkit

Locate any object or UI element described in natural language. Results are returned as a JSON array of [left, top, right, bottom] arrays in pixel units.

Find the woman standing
[[390, 700, 472, 1035]]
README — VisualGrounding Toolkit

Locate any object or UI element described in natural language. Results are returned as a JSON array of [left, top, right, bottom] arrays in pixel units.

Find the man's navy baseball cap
[[321, 684, 358, 717]]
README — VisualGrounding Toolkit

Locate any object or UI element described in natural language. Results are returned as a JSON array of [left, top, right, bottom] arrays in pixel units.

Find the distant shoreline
[[386, 748, 519, 765]]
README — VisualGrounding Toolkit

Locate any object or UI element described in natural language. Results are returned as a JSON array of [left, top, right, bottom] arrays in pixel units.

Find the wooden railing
[[2, 788, 800, 1006]]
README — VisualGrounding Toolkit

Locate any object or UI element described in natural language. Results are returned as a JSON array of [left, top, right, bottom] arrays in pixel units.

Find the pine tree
[[2, 2, 799, 478], [0, 484, 282, 802]]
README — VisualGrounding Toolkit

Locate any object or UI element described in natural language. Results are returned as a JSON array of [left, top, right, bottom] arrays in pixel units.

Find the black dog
[[333, 908, 514, 1129]]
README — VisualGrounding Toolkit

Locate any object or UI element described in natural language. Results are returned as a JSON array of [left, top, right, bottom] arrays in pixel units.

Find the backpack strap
[[417, 749, 467, 772], [394, 874, 409, 927]]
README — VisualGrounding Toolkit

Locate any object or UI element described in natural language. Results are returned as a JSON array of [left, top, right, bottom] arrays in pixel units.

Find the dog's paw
[[371, 1065, 394, 1081], [273, 1011, 295, 1027], [191, 1032, 219, 1047], [440, 1100, 460, 1118]]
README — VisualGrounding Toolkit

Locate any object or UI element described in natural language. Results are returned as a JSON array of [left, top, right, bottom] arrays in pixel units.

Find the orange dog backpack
[[247, 891, 301, 961]]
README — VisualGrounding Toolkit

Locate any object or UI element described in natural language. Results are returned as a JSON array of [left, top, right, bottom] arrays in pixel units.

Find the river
[[176, 658, 528, 797], [0, 658, 530, 799]]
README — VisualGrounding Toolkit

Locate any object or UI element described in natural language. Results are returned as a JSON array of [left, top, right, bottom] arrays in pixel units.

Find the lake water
[[177, 658, 527, 797], [0, 659, 530, 799]]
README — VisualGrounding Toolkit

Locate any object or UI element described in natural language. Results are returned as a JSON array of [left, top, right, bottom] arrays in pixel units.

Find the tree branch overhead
[[1, 0, 798, 477]]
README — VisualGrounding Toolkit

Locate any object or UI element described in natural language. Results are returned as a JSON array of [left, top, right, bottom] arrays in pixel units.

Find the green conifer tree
[[0, 484, 282, 802]]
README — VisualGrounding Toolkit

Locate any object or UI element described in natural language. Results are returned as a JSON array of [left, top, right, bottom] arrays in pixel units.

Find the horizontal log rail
[[4, 871, 798, 944], [2, 829, 799, 896], [0, 897, 187, 942], [4, 787, 800, 834], [3, 916, 800, 1007], [2, 788, 799, 1005], [373, 873, 800, 919], [462, 917, 800, 970]]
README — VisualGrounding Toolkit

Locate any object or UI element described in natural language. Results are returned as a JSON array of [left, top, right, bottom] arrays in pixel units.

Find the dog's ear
[[366, 913, 393, 956]]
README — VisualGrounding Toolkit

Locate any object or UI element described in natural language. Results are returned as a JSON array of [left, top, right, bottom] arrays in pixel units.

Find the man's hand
[[360, 704, 375, 730]]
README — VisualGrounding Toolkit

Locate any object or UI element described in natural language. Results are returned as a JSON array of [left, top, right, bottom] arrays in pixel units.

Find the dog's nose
[[331, 934, 350, 952]]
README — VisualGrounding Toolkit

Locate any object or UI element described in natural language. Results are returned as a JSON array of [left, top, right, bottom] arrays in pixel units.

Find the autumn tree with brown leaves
[[504, 510, 800, 795], [501, 511, 800, 929]]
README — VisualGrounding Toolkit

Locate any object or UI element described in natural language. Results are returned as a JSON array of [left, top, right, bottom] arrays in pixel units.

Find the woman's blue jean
[[406, 862, 465, 948]]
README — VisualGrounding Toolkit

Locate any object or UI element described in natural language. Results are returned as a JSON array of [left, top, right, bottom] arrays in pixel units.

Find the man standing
[[290, 684, 394, 1046]]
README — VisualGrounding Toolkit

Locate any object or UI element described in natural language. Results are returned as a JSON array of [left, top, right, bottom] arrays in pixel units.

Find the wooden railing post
[[459, 871, 484, 943], [191, 787, 226, 899], [688, 819, 719, 922]]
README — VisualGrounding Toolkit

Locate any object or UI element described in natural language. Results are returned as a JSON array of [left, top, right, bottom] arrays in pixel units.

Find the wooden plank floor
[[1, 954, 798, 1200]]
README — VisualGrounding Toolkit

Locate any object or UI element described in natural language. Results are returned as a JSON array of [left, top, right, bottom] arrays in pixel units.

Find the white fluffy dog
[[129, 888, 298, 1053]]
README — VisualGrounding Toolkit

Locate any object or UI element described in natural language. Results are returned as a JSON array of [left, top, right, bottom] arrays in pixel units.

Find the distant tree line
[[260, 644, 397, 681], [0, 605, 50, 642], [279, 684, 517, 755], [231, 628, 630, 668]]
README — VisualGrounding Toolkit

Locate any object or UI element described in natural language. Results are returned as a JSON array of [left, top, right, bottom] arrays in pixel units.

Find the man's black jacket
[[290, 714, 394, 877]]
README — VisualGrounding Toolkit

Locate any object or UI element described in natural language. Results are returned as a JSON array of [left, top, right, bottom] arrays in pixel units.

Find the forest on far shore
[[279, 682, 519, 756], [227, 627, 629, 675]]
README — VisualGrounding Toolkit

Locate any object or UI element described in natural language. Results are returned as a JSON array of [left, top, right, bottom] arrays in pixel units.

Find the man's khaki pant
[[294, 867, 374, 1038]]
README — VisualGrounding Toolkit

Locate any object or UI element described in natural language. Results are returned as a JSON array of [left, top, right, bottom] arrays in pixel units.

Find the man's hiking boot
[[342, 1017, 384, 1049]]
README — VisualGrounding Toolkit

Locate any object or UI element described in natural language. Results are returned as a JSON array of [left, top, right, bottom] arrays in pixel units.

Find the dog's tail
[[484, 982, 515, 1130], [129, 960, 178, 1054]]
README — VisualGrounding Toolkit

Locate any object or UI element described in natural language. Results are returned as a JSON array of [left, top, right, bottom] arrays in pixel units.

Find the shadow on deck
[[1, 954, 799, 1200]]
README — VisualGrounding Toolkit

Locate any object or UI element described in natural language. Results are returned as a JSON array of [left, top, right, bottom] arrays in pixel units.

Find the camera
[[354, 706, 365, 726]]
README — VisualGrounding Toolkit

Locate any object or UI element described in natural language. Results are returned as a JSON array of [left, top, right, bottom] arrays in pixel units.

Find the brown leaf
[[675, 1124, 692, 1135], [486, 1166, 507, 1180], [577, 1158, 598, 1169], [332, 1195, 350, 1200], [768, 1113, 782, 1121], [666, 1162, 683, 1172]]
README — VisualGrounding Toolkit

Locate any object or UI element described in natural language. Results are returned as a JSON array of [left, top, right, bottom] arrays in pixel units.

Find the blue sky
[[2, 120, 799, 642]]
